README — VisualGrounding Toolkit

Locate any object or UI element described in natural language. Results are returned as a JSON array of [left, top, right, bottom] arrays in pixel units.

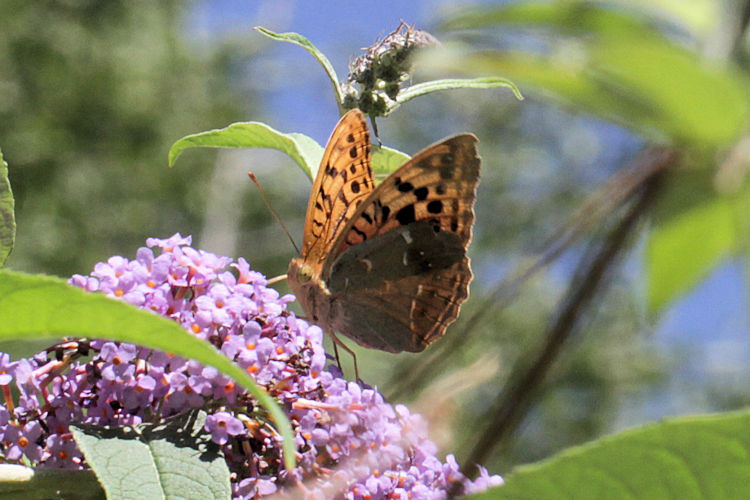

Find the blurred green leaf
[[646, 188, 744, 313], [169, 122, 324, 180], [72, 410, 230, 500], [0, 150, 14, 267], [618, 0, 719, 38], [443, 1, 662, 38], [372, 146, 410, 178], [467, 409, 750, 499], [441, 1, 750, 147], [0, 464, 102, 499], [0, 270, 296, 472], [595, 38, 748, 146], [255, 26, 343, 108], [397, 77, 523, 104]]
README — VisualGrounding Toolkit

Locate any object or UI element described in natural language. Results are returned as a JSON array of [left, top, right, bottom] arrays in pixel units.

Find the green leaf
[[466, 409, 750, 500], [71, 410, 230, 500], [168, 122, 414, 184], [397, 77, 523, 104], [0, 149, 15, 267], [254, 26, 343, 108], [594, 38, 748, 147], [646, 192, 741, 314], [0, 465, 102, 499], [0, 270, 296, 472], [372, 146, 410, 178], [441, 2, 750, 148], [168, 121, 324, 180], [442, 1, 661, 38]]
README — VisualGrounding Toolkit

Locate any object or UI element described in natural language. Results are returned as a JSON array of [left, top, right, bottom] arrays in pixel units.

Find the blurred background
[[2, 0, 749, 475]]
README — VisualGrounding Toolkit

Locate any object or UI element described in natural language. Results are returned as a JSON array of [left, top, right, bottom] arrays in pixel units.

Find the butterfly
[[287, 109, 480, 354]]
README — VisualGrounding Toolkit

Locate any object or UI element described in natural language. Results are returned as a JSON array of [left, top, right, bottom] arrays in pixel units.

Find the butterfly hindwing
[[327, 222, 471, 352], [328, 259, 472, 352]]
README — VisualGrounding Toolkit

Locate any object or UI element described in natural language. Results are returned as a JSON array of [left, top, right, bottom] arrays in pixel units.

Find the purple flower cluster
[[0, 234, 501, 499]]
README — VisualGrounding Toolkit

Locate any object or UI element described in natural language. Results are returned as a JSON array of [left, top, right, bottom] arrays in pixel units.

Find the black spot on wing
[[381, 204, 390, 221], [397, 182, 414, 193], [427, 200, 443, 214], [414, 186, 428, 201], [322, 192, 333, 210], [396, 204, 416, 225]]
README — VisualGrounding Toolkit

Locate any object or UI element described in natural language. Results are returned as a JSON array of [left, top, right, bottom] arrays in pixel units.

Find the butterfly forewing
[[327, 135, 480, 262], [301, 110, 375, 266]]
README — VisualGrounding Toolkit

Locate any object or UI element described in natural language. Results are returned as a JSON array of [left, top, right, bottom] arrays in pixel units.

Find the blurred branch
[[458, 147, 678, 480], [731, 0, 750, 60], [386, 147, 676, 401]]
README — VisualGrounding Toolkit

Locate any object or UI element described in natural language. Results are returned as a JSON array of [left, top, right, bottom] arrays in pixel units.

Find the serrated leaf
[[467, 409, 750, 500], [168, 121, 324, 180], [372, 146, 410, 178], [646, 194, 740, 314], [0, 270, 296, 472], [397, 77, 523, 104], [71, 410, 230, 500], [0, 149, 15, 267], [254, 26, 343, 107]]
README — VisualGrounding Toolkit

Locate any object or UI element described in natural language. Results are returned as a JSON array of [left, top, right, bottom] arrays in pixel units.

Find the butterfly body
[[288, 109, 480, 353]]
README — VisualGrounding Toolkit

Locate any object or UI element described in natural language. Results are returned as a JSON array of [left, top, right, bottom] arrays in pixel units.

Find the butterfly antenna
[[248, 172, 301, 255]]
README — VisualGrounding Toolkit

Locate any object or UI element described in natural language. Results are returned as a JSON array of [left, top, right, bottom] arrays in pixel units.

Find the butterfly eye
[[297, 264, 314, 283]]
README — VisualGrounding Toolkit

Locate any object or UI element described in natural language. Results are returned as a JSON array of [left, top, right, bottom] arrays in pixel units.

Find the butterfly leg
[[330, 337, 344, 374], [328, 330, 360, 381]]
